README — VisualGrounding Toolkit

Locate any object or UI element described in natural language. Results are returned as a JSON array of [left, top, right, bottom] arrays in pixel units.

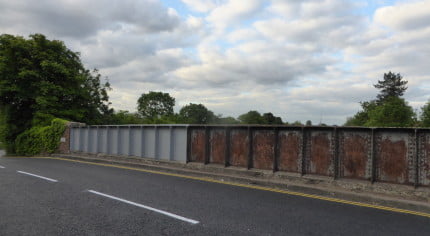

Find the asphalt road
[[0, 157, 429, 236]]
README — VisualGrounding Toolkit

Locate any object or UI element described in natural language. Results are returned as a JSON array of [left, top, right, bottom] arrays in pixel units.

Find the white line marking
[[87, 190, 199, 225], [17, 171, 58, 182], [0, 165, 5, 169]]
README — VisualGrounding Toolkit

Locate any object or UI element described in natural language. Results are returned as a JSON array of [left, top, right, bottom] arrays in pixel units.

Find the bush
[[15, 118, 68, 155]]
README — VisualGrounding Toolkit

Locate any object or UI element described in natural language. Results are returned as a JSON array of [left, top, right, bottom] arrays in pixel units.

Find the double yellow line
[[5, 156, 430, 218]]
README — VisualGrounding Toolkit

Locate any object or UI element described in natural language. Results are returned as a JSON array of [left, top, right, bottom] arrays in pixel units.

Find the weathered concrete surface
[[191, 129, 206, 162], [278, 131, 301, 173], [419, 132, 430, 186], [252, 130, 275, 170], [339, 131, 371, 180], [307, 131, 333, 176], [230, 129, 249, 167], [376, 132, 413, 185], [210, 129, 226, 164]]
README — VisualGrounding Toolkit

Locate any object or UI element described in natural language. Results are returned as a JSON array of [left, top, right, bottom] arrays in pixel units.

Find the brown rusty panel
[[210, 129, 226, 164], [230, 129, 249, 167], [340, 133, 370, 180], [377, 135, 409, 184], [421, 133, 430, 186], [253, 130, 275, 170], [190, 129, 205, 162], [278, 131, 301, 172], [308, 132, 333, 176]]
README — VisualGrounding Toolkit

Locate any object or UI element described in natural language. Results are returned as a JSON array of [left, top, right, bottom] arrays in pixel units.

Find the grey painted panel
[[98, 128, 107, 154], [158, 127, 171, 160], [118, 127, 129, 156], [143, 128, 156, 158], [173, 128, 187, 162], [110, 128, 119, 155], [71, 128, 80, 151], [70, 125, 188, 162], [130, 128, 141, 157], [89, 128, 98, 153], [81, 128, 89, 152]]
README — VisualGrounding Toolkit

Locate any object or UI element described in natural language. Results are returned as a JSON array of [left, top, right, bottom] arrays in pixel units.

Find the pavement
[[0, 155, 430, 235]]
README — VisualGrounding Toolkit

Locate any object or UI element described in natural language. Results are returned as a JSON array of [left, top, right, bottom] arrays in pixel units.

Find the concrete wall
[[70, 125, 188, 163], [68, 124, 430, 187]]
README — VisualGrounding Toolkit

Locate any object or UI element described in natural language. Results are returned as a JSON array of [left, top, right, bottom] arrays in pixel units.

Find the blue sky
[[1, 0, 430, 124]]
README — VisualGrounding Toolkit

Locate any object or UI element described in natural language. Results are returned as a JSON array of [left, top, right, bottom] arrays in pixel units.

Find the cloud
[[0, 0, 180, 38], [374, 0, 430, 31], [181, 0, 219, 12], [2, 0, 430, 125], [206, 0, 264, 28]]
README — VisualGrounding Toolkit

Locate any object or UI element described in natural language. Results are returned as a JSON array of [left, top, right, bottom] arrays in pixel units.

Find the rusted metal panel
[[339, 131, 372, 180], [230, 129, 249, 167], [253, 130, 275, 170], [210, 129, 226, 164], [307, 131, 334, 176], [375, 132, 414, 184], [278, 131, 301, 173], [418, 132, 430, 186], [190, 129, 205, 162]]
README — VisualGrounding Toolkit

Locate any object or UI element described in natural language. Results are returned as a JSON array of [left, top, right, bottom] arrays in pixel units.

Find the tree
[[137, 91, 175, 120], [0, 34, 112, 152], [374, 71, 407, 103], [365, 97, 415, 127], [420, 101, 430, 127], [217, 116, 240, 124], [108, 110, 144, 125], [262, 112, 283, 124], [345, 71, 414, 127], [305, 120, 312, 126], [179, 103, 216, 124], [291, 121, 303, 126], [344, 101, 377, 126], [238, 110, 264, 124]]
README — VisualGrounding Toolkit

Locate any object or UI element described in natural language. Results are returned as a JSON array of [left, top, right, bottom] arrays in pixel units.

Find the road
[[0, 156, 429, 236]]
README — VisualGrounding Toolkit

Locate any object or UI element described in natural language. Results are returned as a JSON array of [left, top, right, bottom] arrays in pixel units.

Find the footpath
[[53, 153, 430, 215]]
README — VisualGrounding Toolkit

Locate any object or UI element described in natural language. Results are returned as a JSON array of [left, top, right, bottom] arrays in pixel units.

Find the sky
[[1, 0, 430, 125]]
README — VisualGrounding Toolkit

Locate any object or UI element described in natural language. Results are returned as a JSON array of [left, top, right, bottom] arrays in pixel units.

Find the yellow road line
[[4, 156, 430, 218]]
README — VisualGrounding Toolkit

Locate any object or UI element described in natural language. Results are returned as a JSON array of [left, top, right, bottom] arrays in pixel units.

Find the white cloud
[[206, 0, 264, 29], [181, 0, 220, 12], [2, 0, 430, 125], [374, 0, 430, 31]]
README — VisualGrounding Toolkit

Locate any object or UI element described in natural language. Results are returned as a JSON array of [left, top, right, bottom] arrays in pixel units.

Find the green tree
[[0, 34, 112, 152], [345, 71, 414, 127], [238, 110, 264, 124], [217, 116, 240, 124], [374, 71, 408, 103], [291, 121, 303, 126], [305, 120, 312, 126], [344, 101, 378, 126], [262, 112, 283, 124], [364, 97, 415, 127], [179, 103, 216, 124], [109, 110, 144, 125], [420, 100, 430, 127], [137, 91, 175, 120]]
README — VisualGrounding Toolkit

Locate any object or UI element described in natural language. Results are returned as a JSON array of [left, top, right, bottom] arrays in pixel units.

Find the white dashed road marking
[[88, 190, 199, 225], [17, 171, 58, 182]]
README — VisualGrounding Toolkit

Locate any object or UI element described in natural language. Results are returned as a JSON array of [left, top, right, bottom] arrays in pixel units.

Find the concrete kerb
[[51, 153, 430, 214]]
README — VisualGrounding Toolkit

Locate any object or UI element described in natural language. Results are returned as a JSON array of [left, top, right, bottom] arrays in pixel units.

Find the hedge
[[15, 118, 68, 156]]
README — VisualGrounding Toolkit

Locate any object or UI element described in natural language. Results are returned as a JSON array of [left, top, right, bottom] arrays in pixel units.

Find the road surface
[[0, 156, 429, 235]]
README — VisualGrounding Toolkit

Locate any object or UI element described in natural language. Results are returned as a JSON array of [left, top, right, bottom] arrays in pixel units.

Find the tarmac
[[44, 152, 430, 215]]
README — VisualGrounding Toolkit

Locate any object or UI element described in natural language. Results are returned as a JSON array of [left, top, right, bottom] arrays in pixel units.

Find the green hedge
[[15, 118, 68, 156]]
